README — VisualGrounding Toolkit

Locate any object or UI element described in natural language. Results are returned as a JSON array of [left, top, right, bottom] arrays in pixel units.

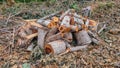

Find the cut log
[[46, 33, 62, 43], [52, 16, 59, 23], [82, 24, 88, 31], [75, 30, 91, 45], [44, 40, 66, 54], [59, 25, 71, 33], [73, 14, 84, 25], [61, 15, 71, 26], [37, 20, 58, 28], [89, 20, 97, 26], [38, 28, 48, 49], [18, 24, 32, 38], [72, 13, 86, 21], [46, 27, 58, 38], [59, 45, 88, 55], [30, 21, 43, 28], [63, 32, 73, 43], [70, 45, 88, 52], [37, 20, 51, 26], [70, 25, 79, 32], [25, 20, 43, 28]]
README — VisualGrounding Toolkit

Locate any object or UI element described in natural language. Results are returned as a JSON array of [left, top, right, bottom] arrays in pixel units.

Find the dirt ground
[[0, 0, 120, 68]]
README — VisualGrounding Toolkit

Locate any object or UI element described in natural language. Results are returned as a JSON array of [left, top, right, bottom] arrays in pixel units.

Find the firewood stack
[[17, 9, 102, 55]]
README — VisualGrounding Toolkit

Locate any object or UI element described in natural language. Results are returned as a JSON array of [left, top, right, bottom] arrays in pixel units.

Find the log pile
[[17, 9, 103, 55]]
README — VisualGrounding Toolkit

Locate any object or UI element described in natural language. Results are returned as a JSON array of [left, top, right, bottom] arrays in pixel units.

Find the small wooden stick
[[98, 24, 106, 34], [73, 15, 84, 25], [25, 33, 38, 40], [25, 19, 37, 22]]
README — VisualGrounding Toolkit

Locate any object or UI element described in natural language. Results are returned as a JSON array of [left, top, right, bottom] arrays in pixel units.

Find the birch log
[[38, 28, 48, 49]]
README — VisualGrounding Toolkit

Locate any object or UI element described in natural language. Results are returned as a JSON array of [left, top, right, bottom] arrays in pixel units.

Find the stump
[[45, 40, 66, 54]]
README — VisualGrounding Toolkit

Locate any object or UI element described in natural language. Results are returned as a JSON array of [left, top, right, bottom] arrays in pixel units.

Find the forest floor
[[0, 0, 120, 68]]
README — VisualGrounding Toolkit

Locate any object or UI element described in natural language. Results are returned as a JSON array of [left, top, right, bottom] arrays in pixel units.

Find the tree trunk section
[[45, 40, 66, 54]]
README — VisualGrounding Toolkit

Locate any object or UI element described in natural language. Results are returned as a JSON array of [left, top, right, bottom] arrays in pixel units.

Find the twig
[[98, 24, 106, 34], [12, 28, 15, 48], [5, 13, 11, 25]]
